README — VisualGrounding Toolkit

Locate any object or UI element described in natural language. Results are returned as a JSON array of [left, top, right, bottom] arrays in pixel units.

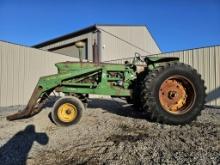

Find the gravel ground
[[0, 98, 219, 165]]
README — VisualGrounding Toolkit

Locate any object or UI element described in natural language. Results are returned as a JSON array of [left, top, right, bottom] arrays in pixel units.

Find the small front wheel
[[51, 96, 84, 126]]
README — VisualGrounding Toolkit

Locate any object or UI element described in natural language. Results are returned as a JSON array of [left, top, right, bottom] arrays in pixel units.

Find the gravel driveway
[[0, 98, 219, 165]]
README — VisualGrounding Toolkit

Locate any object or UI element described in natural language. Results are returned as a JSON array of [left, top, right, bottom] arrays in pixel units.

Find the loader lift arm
[[7, 67, 102, 120]]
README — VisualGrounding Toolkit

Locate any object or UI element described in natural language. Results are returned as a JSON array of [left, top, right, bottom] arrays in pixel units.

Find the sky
[[0, 0, 220, 52]]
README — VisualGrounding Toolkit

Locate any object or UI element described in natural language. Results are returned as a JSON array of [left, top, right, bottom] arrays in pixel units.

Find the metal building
[[0, 24, 161, 108], [33, 24, 161, 62], [105, 45, 220, 107]]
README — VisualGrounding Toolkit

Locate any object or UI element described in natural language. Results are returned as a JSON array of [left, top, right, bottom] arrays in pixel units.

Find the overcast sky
[[0, 0, 219, 52]]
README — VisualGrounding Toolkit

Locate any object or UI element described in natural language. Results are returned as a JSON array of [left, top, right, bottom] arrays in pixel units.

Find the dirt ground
[[0, 98, 219, 165]]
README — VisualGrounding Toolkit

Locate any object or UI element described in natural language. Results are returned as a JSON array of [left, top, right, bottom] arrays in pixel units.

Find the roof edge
[[32, 24, 149, 48], [33, 24, 98, 48]]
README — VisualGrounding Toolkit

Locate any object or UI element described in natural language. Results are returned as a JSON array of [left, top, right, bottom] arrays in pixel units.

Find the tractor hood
[[55, 62, 99, 73]]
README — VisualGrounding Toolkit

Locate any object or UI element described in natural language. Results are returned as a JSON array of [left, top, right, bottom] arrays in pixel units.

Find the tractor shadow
[[206, 86, 220, 108], [40, 96, 60, 123], [88, 98, 154, 121], [43, 97, 155, 123], [41, 96, 61, 109], [0, 125, 49, 165]]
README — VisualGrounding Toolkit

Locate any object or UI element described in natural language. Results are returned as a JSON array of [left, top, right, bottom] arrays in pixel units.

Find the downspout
[[97, 29, 102, 64]]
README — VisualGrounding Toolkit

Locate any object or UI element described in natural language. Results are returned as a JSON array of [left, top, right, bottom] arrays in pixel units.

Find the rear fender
[[144, 56, 179, 65]]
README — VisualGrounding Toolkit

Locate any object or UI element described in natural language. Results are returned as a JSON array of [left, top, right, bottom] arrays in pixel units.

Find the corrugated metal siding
[[216, 46, 220, 106], [0, 41, 77, 107], [98, 26, 161, 61], [39, 32, 96, 61], [104, 46, 220, 106]]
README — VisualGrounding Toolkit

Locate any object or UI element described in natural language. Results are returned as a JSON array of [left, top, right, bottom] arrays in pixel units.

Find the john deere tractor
[[7, 54, 206, 126]]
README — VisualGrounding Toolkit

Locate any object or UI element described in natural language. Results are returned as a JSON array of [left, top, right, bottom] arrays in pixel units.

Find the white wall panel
[[0, 41, 77, 107], [98, 26, 161, 61]]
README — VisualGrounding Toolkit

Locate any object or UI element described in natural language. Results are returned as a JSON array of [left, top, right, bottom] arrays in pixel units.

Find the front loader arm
[[7, 67, 102, 121], [6, 75, 65, 121], [6, 85, 47, 120]]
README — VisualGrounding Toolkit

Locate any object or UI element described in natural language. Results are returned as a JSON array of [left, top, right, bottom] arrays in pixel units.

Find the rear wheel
[[132, 71, 148, 111], [141, 62, 206, 125], [51, 96, 84, 126]]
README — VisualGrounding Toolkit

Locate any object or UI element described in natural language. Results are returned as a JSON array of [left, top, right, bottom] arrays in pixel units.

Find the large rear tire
[[140, 62, 206, 125], [132, 71, 148, 111]]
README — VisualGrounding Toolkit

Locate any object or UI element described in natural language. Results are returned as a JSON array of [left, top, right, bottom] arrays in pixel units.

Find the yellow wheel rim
[[57, 103, 78, 123]]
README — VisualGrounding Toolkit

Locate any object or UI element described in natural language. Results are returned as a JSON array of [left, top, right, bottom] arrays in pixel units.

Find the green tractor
[[7, 54, 206, 126]]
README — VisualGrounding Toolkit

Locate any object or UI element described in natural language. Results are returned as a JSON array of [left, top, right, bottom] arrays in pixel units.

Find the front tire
[[51, 96, 84, 126], [141, 62, 206, 125]]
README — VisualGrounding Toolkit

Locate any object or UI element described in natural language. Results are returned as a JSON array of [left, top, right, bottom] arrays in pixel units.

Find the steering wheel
[[132, 52, 144, 64]]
